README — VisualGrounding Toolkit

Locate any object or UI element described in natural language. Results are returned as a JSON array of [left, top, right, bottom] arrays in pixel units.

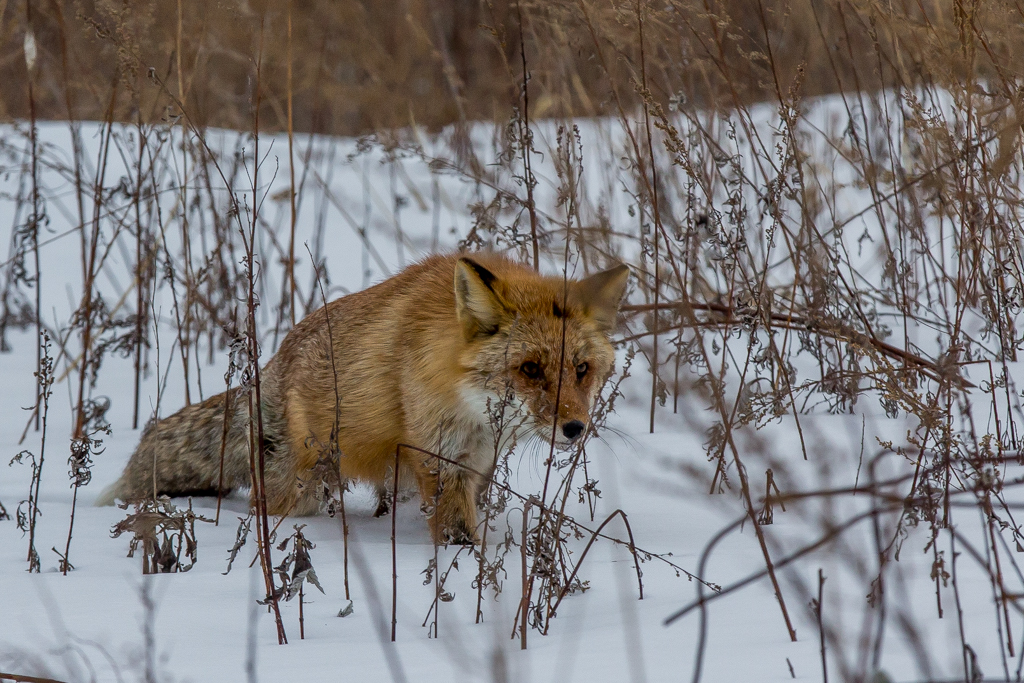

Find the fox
[[98, 253, 630, 544]]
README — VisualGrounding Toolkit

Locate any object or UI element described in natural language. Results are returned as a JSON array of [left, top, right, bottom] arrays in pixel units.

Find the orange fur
[[100, 253, 629, 544]]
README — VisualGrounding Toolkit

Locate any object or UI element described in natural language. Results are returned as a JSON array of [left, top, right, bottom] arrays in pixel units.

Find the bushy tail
[[97, 388, 249, 506]]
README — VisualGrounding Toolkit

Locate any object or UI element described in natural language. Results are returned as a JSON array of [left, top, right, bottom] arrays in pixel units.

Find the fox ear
[[454, 258, 505, 338], [574, 264, 630, 332]]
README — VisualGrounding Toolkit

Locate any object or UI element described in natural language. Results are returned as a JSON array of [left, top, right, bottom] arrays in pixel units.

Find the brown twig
[[619, 301, 968, 388], [391, 444, 400, 642], [514, 0, 540, 271], [0, 673, 68, 683], [245, 12, 286, 644], [549, 508, 644, 617], [816, 569, 829, 683]]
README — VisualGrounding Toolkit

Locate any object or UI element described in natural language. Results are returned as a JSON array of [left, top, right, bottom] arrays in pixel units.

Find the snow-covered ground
[[1, 96, 1022, 682]]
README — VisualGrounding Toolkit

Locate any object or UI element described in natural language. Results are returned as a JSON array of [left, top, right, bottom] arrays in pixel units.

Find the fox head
[[454, 256, 630, 447]]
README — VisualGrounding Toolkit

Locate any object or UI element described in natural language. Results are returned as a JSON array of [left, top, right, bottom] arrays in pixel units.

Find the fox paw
[[441, 521, 476, 546]]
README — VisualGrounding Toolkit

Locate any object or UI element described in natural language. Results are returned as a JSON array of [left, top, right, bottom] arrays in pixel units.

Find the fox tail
[[96, 388, 250, 506]]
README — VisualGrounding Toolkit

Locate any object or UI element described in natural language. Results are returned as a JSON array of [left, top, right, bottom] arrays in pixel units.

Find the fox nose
[[562, 420, 585, 441]]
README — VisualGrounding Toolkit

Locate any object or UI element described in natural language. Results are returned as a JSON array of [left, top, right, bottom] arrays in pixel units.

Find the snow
[[0, 98, 1021, 682]]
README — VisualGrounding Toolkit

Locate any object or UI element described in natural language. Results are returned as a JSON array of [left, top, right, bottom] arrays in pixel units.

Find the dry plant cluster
[[2, 0, 1024, 681]]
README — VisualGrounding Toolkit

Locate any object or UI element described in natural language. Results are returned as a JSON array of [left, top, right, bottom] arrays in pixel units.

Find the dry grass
[[3, 0, 1024, 681], [2, 1, 1017, 134]]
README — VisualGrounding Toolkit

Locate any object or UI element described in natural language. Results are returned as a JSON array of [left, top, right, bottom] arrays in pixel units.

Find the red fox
[[99, 253, 629, 543]]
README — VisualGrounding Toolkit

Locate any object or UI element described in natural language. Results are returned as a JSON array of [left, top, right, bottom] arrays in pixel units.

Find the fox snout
[[531, 414, 589, 446], [562, 419, 585, 441], [532, 395, 593, 446]]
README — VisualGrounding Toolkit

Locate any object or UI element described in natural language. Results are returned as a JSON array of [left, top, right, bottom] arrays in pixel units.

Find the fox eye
[[520, 361, 542, 379], [576, 362, 589, 379]]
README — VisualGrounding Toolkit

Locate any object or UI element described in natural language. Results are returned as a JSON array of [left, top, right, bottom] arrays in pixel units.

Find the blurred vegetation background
[[3, 0, 1012, 133]]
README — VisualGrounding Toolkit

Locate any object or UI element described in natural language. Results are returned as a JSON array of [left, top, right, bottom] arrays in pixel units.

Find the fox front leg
[[413, 457, 481, 545]]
